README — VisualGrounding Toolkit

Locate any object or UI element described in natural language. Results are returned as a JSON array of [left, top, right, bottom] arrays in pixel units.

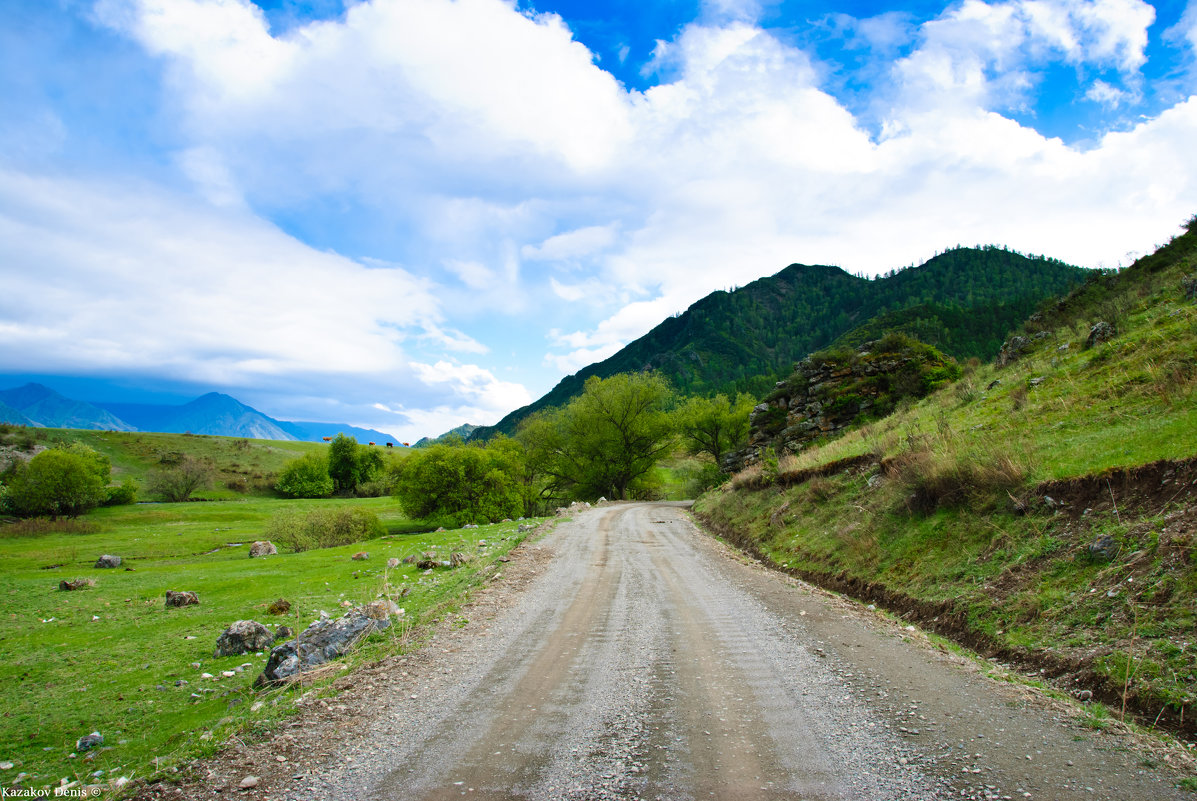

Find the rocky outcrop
[[723, 335, 959, 474], [94, 554, 121, 569]]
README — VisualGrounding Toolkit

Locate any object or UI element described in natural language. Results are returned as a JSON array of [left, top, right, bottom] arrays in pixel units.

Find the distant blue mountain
[[0, 382, 400, 444], [276, 420, 401, 445], [0, 383, 134, 431]]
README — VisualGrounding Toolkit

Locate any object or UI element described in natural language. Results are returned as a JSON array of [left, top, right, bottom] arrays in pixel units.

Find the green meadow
[[0, 495, 543, 793]]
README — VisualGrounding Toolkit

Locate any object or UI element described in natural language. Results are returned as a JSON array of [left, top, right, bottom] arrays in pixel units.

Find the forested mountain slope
[[474, 246, 1085, 439]]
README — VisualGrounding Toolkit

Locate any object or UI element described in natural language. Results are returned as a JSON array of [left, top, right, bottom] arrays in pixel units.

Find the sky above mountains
[[2, 0, 1196, 441]]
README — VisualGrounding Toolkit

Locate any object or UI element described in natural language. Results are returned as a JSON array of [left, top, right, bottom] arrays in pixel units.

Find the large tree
[[675, 393, 755, 464], [519, 372, 674, 501]]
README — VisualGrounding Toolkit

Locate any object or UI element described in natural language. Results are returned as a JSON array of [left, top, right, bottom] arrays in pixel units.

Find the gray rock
[[1184, 274, 1197, 302], [76, 732, 103, 752], [275, 625, 294, 640], [351, 551, 369, 561], [1086, 320, 1116, 348], [248, 541, 278, 558], [255, 605, 392, 687], [450, 551, 471, 567], [94, 555, 121, 569], [164, 590, 199, 608], [386, 557, 401, 569], [1088, 535, 1119, 562], [997, 336, 1031, 366], [214, 620, 275, 657]]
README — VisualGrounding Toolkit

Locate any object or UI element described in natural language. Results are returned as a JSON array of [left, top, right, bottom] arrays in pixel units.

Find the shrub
[[265, 506, 385, 553], [393, 440, 525, 525], [144, 455, 214, 502], [275, 452, 334, 498], [5, 445, 111, 519], [103, 479, 138, 506]]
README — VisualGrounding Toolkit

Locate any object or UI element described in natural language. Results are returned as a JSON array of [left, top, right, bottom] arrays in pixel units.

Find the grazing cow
[[386, 442, 393, 448], [368, 441, 375, 446], [402, 442, 410, 447], [322, 436, 332, 442]]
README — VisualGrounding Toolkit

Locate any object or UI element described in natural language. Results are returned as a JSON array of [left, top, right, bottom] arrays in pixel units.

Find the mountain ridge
[[471, 245, 1088, 440]]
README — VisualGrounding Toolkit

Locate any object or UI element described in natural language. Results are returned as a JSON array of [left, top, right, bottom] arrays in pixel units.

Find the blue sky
[[2, 0, 1197, 440]]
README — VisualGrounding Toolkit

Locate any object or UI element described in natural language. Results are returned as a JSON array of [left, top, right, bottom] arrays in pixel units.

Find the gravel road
[[159, 502, 1192, 801]]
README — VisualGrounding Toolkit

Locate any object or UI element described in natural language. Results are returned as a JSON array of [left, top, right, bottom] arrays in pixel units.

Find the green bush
[[275, 452, 334, 498], [393, 439, 526, 525], [265, 506, 385, 552], [144, 455, 213, 502], [5, 445, 111, 519], [103, 479, 138, 507]]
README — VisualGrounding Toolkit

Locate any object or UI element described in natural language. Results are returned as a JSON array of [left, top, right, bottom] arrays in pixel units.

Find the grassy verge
[[0, 497, 544, 793]]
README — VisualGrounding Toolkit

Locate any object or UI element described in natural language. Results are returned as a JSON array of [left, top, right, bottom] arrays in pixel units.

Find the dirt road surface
[[151, 502, 1192, 801]]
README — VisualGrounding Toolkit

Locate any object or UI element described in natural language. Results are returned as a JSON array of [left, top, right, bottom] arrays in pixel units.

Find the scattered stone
[[267, 598, 292, 616], [449, 551, 471, 567], [351, 551, 369, 561], [75, 732, 103, 752], [985, 379, 1001, 390], [1088, 535, 1119, 563], [364, 599, 400, 620], [275, 625, 294, 640], [239, 775, 260, 789], [0, 761, 13, 770], [386, 558, 401, 569], [1184, 274, 1197, 302], [59, 578, 95, 591], [214, 620, 275, 657], [248, 541, 278, 558], [1028, 376, 1045, 388], [94, 555, 121, 569], [401, 554, 419, 564], [165, 591, 199, 608], [1085, 320, 1116, 349], [255, 604, 395, 686], [518, 523, 536, 532], [1076, 689, 1093, 701]]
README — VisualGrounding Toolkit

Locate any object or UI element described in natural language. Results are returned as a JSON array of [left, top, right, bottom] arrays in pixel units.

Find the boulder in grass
[[76, 732, 103, 752], [255, 605, 393, 687], [95, 555, 121, 569], [351, 551, 369, 561], [215, 620, 275, 657], [165, 590, 199, 608], [386, 558, 400, 569], [248, 541, 278, 558], [449, 551, 471, 567]]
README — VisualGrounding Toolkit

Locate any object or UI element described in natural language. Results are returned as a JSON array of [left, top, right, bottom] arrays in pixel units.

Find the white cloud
[[1086, 78, 1130, 106], [0, 167, 458, 383], [406, 360, 533, 428], [522, 224, 619, 262]]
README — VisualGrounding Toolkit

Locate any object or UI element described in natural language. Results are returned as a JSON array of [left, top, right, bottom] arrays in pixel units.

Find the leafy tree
[[275, 452, 335, 498], [675, 393, 755, 464], [519, 372, 674, 501], [145, 455, 213, 502], [393, 439, 525, 525], [5, 444, 111, 518], [327, 434, 385, 495]]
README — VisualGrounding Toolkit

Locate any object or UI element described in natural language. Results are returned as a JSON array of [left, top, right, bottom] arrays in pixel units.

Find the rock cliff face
[[722, 334, 960, 473]]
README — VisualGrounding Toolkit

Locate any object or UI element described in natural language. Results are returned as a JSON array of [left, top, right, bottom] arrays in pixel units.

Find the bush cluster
[[264, 506, 385, 552]]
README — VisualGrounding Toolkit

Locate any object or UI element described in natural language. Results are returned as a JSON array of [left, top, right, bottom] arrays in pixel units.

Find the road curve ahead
[[304, 503, 1187, 801]]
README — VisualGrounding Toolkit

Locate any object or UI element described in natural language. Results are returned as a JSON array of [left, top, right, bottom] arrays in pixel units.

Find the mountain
[[414, 423, 479, 448], [276, 420, 402, 445], [104, 393, 296, 440], [0, 383, 135, 431], [471, 246, 1087, 439]]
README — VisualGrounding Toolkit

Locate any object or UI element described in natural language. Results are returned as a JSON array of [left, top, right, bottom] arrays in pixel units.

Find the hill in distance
[[0, 383, 397, 445], [414, 423, 479, 448], [0, 383, 135, 431], [472, 245, 1087, 440]]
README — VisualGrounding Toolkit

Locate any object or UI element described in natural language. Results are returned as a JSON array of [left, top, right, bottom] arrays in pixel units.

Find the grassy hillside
[[0, 496, 544, 795], [474, 246, 1086, 439], [0, 428, 400, 500], [695, 217, 1197, 737]]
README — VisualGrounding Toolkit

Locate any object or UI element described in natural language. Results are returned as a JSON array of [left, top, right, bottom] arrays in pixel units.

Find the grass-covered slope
[[695, 217, 1197, 736], [474, 246, 1086, 439]]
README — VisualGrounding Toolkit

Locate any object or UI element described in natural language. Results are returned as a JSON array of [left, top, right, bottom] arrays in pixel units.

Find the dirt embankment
[[697, 456, 1197, 740]]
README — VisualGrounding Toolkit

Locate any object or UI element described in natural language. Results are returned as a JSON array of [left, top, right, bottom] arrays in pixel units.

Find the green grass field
[[0, 496, 543, 794]]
